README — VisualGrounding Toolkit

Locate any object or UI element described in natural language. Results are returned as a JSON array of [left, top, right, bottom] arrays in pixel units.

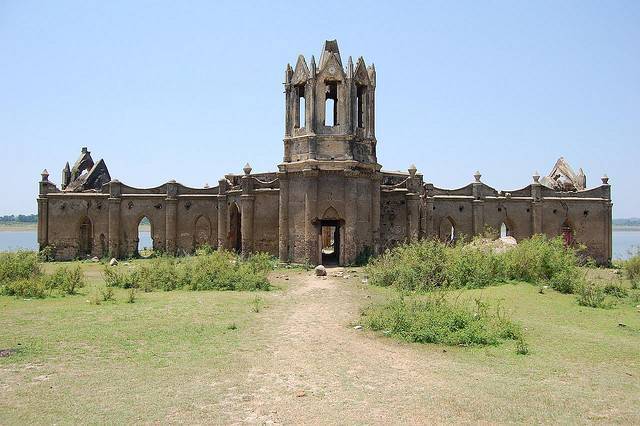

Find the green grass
[[0, 263, 275, 423]]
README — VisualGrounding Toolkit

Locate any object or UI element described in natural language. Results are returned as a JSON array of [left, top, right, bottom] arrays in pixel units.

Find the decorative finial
[[601, 174, 609, 185], [243, 163, 252, 175], [168, 179, 176, 184], [310, 55, 316, 75], [81, 147, 88, 154], [41, 169, 49, 181], [474, 170, 482, 182], [204, 182, 210, 189], [533, 171, 540, 183], [408, 164, 417, 178]]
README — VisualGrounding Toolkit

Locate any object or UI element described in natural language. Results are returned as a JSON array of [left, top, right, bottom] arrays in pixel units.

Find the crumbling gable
[[62, 147, 111, 192]]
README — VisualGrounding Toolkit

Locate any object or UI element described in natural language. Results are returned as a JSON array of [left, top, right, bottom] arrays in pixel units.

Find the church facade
[[37, 41, 613, 265]]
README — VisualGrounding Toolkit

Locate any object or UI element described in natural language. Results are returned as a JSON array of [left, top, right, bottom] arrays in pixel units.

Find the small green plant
[[226, 322, 238, 330], [623, 251, 640, 288], [576, 282, 611, 309], [0, 251, 41, 285], [515, 336, 529, 355], [3, 278, 47, 298], [45, 265, 85, 295], [363, 294, 523, 347], [603, 282, 628, 298], [38, 245, 56, 262], [126, 288, 136, 303], [100, 285, 115, 302], [251, 295, 263, 313]]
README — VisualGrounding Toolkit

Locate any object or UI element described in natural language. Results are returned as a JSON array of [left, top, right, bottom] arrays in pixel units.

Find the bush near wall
[[104, 251, 274, 292], [366, 235, 584, 293]]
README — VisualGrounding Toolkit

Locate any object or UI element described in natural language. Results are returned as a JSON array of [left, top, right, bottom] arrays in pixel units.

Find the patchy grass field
[[0, 261, 278, 423], [1, 261, 639, 423]]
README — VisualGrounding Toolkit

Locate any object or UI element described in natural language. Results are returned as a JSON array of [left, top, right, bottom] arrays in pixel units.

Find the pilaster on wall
[[108, 180, 122, 258], [471, 177, 485, 235], [278, 171, 289, 262], [303, 168, 319, 264], [217, 179, 228, 249], [406, 193, 420, 243], [531, 180, 543, 234], [371, 173, 381, 253], [37, 197, 48, 248], [240, 173, 255, 256], [165, 181, 178, 255], [423, 183, 435, 239]]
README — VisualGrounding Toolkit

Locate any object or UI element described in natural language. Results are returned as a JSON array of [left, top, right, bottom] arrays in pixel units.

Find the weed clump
[[623, 252, 640, 289], [576, 282, 611, 309], [366, 235, 583, 293], [0, 251, 41, 286], [45, 265, 85, 295], [363, 294, 524, 347]]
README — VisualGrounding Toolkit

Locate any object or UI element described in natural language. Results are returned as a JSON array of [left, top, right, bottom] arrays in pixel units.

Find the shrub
[[0, 251, 41, 285], [623, 252, 640, 289], [126, 288, 136, 303], [363, 294, 523, 347], [2, 278, 47, 298], [135, 258, 181, 292], [100, 285, 115, 302], [366, 240, 448, 291], [103, 266, 137, 289], [181, 251, 271, 291], [445, 245, 500, 289], [38, 245, 56, 262], [576, 282, 611, 308], [603, 282, 628, 298], [45, 265, 85, 295]]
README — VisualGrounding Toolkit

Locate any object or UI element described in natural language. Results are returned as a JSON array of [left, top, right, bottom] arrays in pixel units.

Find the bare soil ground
[[212, 269, 640, 424]]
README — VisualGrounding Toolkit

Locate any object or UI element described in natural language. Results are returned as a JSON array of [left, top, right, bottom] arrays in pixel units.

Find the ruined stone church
[[37, 41, 613, 265]]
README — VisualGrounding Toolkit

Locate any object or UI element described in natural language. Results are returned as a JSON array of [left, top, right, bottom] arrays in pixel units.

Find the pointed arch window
[[356, 85, 365, 128], [295, 84, 306, 129], [324, 81, 338, 127]]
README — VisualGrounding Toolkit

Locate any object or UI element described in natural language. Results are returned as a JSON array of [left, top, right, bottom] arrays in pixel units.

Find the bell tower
[[283, 40, 378, 166], [278, 40, 382, 267]]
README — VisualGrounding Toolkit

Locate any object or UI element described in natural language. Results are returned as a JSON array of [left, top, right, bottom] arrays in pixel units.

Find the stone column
[[602, 175, 612, 264], [107, 180, 122, 258], [240, 167, 255, 256], [37, 197, 48, 249], [165, 180, 178, 255], [407, 193, 420, 242], [278, 171, 289, 262], [471, 172, 485, 235], [531, 174, 543, 235], [217, 179, 228, 249], [344, 169, 358, 264], [304, 168, 319, 264], [371, 173, 381, 253], [241, 195, 255, 256], [37, 170, 51, 249]]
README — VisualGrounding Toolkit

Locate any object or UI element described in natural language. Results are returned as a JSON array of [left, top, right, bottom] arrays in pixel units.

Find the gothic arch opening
[[356, 85, 365, 128], [439, 217, 456, 244], [561, 219, 574, 246], [78, 217, 93, 258], [296, 84, 305, 128], [137, 216, 154, 258], [500, 219, 515, 239], [194, 215, 211, 249], [229, 202, 242, 253], [324, 81, 338, 126], [320, 206, 341, 265]]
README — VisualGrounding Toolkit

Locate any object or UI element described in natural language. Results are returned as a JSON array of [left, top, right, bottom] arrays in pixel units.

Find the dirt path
[[215, 269, 464, 424]]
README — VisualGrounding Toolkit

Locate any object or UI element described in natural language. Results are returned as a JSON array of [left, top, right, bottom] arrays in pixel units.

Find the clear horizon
[[1, 1, 638, 216]]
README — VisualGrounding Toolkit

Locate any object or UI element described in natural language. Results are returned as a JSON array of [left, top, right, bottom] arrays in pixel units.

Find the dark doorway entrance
[[78, 217, 93, 258], [229, 202, 242, 253], [320, 220, 340, 265]]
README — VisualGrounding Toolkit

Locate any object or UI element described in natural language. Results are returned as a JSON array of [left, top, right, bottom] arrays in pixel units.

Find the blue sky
[[1, 0, 638, 216]]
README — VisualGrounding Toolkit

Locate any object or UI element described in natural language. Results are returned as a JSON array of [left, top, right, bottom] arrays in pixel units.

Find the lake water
[[1, 229, 639, 260]]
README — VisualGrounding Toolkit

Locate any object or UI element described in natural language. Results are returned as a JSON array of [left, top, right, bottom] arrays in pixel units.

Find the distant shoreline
[[0, 223, 151, 232]]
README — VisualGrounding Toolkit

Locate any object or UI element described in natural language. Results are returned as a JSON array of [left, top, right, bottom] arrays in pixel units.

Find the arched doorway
[[439, 217, 456, 244], [137, 216, 154, 258], [500, 220, 514, 239], [78, 217, 93, 258], [228, 202, 241, 253], [194, 215, 211, 248], [561, 219, 574, 246]]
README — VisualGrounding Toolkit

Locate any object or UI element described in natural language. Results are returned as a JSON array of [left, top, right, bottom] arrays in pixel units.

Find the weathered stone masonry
[[37, 40, 613, 265]]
